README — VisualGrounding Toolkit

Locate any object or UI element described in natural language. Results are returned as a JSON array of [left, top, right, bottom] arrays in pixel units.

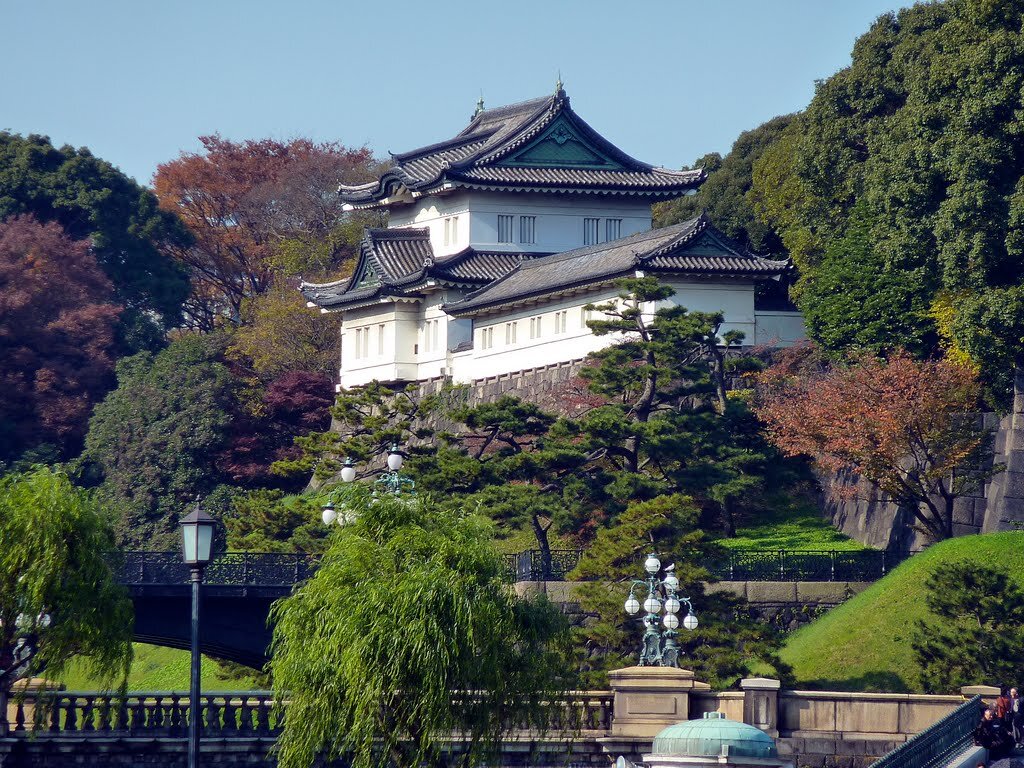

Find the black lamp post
[[180, 501, 215, 768]]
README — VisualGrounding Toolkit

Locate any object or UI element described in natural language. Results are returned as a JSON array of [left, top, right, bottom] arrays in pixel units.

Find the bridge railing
[[113, 552, 320, 587], [869, 694, 982, 768], [4, 689, 612, 738], [3, 690, 281, 737], [503, 548, 912, 583], [110, 547, 910, 588]]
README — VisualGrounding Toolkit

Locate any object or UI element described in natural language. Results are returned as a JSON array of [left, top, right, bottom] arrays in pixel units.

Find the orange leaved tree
[[755, 345, 995, 542]]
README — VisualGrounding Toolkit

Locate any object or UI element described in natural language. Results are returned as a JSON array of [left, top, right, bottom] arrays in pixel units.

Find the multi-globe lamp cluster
[[624, 553, 697, 667], [321, 445, 413, 526]]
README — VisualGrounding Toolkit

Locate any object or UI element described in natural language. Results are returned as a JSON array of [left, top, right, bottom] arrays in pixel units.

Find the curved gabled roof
[[444, 214, 791, 317], [339, 89, 703, 206], [299, 227, 527, 311]]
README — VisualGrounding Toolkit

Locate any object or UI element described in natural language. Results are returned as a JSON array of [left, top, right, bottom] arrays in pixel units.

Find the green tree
[[571, 495, 788, 688], [81, 334, 235, 547], [749, 0, 1024, 398], [223, 490, 329, 554], [0, 132, 191, 349], [913, 562, 1024, 692], [0, 468, 133, 706], [570, 278, 773, 534], [270, 489, 571, 768], [654, 115, 793, 255], [798, 201, 936, 355]]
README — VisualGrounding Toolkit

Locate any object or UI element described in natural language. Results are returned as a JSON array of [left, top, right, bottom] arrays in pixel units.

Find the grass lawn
[[779, 531, 1024, 692], [59, 643, 260, 692], [719, 495, 866, 551]]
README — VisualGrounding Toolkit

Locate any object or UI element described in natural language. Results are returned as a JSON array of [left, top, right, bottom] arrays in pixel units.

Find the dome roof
[[651, 712, 777, 759]]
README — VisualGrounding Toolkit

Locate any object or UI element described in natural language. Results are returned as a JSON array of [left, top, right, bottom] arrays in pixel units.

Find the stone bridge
[[0, 671, 994, 768]]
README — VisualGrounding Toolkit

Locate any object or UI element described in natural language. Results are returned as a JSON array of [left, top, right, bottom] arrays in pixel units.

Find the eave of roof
[[338, 89, 703, 205], [443, 215, 790, 317]]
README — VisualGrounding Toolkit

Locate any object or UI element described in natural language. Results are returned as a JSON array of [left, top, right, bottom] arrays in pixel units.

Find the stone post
[[962, 684, 1001, 707], [741, 677, 781, 737], [607, 666, 710, 738]]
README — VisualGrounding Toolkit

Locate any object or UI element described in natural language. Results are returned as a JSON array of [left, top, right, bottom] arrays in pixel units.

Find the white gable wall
[[388, 190, 653, 258]]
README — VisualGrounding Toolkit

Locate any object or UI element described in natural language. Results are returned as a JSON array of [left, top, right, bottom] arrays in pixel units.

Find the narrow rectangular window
[[481, 326, 493, 350], [583, 218, 600, 245], [444, 218, 451, 246], [605, 218, 621, 241], [498, 214, 514, 243], [486, 327, 493, 349], [505, 322, 517, 345], [362, 327, 370, 358], [450, 216, 459, 245], [352, 329, 359, 360], [520, 215, 536, 244], [581, 307, 593, 327], [432, 319, 439, 350], [378, 324, 385, 356], [530, 316, 543, 339]]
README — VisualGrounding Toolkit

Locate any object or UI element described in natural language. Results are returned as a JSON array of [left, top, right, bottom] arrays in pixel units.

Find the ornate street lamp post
[[624, 553, 698, 667], [180, 501, 215, 768], [321, 445, 415, 526]]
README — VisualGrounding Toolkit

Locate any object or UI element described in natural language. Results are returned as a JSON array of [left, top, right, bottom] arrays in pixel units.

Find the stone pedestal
[[962, 684, 1000, 706], [741, 677, 781, 737], [608, 666, 710, 738]]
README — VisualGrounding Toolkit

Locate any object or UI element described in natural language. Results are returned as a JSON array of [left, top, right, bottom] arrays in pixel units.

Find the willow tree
[[269, 489, 571, 768], [0, 468, 133, 720]]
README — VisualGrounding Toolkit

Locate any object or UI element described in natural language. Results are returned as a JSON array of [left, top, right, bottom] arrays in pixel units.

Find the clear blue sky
[[3, 0, 914, 185]]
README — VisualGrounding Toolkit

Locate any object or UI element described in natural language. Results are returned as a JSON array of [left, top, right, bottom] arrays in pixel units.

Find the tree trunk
[[532, 515, 553, 581], [0, 687, 7, 737], [720, 497, 736, 538]]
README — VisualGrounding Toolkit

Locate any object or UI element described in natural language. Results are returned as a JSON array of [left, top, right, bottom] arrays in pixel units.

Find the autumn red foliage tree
[[218, 371, 334, 487], [0, 215, 122, 462], [755, 345, 993, 541], [153, 136, 381, 329]]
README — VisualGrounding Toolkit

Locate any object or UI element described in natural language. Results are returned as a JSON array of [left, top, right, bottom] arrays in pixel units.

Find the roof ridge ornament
[[473, 92, 485, 120], [555, 72, 564, 98]]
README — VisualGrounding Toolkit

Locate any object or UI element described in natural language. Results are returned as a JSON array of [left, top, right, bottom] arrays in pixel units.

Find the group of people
[[973, 688, 1024, 760]]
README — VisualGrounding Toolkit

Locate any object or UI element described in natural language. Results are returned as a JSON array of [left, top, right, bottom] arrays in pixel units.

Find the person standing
[[1011, 687, 1023, 749]]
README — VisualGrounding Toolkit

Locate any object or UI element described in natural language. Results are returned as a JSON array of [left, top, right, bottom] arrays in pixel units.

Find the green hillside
[[780, 531, 1024, 692], [58, 643, 259, 691]]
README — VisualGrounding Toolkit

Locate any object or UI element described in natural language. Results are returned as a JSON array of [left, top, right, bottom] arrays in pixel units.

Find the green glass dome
[[651, 712, 777, 758]]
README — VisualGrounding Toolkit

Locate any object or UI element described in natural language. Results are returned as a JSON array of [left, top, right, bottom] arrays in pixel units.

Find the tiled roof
[[300, 228, 526, 311], [444, 214, 791, 316], [339, 89, 703, 205]]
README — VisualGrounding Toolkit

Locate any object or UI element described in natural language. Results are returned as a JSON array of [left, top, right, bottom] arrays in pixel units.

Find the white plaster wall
[[389, 190, 652, 257], [337, 302, 421, 388], [450, 280, 764, 383], [389, 193, 472, 258], [754, 311, 806, 346]]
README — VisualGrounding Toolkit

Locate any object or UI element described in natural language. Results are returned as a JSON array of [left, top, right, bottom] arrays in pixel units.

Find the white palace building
[[302, 86, 805, 389]]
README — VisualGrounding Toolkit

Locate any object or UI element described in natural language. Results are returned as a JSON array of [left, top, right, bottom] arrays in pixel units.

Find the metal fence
[[869, 695, 982, 768], [112, 551, 320, 587], [503, 548, 912, 583], [111, 547, 909, 588]]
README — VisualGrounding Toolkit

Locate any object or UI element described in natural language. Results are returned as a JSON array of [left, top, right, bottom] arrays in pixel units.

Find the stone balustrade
[[0, 672, 989, 768]]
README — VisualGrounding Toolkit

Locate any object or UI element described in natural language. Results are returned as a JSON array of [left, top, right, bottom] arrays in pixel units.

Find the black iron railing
[[111, 552, 320, 587], [111, 547, 908, 588], [869, 695, 982, 768], [503, 548, 911, 583]]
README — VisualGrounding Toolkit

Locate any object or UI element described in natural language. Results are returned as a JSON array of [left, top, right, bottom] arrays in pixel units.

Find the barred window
[[605, 218, 621, 241], [583, 217, 600, 245], [520, 215, 536, 244], [498, 215, 514, 243]]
